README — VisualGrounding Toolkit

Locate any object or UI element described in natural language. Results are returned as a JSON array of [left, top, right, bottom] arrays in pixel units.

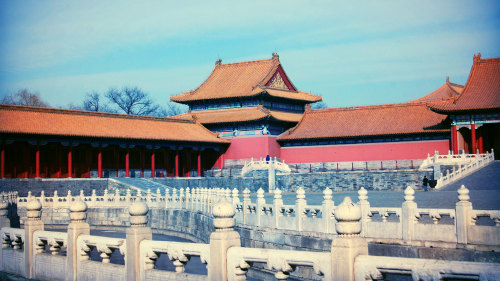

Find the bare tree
[[311, 101, 328, 109], [105, 87, 160, 116], [82, 91, 115, 112], [1, 89, 49, 107], [165, 101, 188, 116]]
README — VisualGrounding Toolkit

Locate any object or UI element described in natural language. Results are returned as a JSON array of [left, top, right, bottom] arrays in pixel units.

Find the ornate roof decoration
[[171, 54, 322, 104], [0, 105, 229, 144], [429, 54, 500, 113], [277, 102, 449, 141]]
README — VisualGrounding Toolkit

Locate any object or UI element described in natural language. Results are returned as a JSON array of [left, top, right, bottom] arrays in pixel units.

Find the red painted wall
[[280, 140, 450, 163], [222, 136, 281, 160]]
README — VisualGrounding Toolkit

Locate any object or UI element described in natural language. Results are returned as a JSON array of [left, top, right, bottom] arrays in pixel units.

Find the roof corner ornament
[[446, 76, 450, 83], [215, 58, 222, 66], [473, 53, 481, 62], [304, 104, 312, 112], [272, 52, 279, 59]]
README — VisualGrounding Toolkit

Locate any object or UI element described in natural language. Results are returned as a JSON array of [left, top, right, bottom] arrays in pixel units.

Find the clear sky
[[0, 0, 499, 109]]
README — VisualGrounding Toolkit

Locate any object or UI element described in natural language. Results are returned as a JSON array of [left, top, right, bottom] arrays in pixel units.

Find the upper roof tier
[[412, 77, 463, 103], [173, 105, 303, 125], [429, 54, 500, 114], [0, 105, 229, 144], [171, 53, 322, 104], [277, 102, 449, 142]]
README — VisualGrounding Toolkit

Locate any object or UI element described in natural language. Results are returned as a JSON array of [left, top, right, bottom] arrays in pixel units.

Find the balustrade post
[[456, 185, 473, 245], [0, 201, 10, 228], [402, 186, 417, 241], [53, 190, 59, 208], [331, 197, 368, 281], [256, 188, 265, 226], [209, 197, 241, 281], [66, 199, 89, 281], [243, 188, 250, 225], [164, 188, 170, 209], [24, 199, 44, 278], [296, 187, 306, 231], [127, 202, 152, 281], [322, 187, 334, 233], [273, 188, 283, 229], [146, 189, 152, 207], [155, 188, 161, 208], [357, 187, 370, 237]]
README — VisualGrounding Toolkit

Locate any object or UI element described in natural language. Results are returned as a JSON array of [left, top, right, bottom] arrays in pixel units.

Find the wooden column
[[471, 124, 477, 154], [452, 125, 458, 154], [35, 142, 40, 178], [151, 149, 155, 177], [98, 148, 103, 178], [1, 141, 4, 178], [115, 147, 119, 177], [186, 150, 191, 177], [197, 151, 202, 177], [125, 148, 130, 177], [175, 150, 179, 177], [56, 146, 61, 178], [67, 145, 72, 178], [478, 130, 484, 153]]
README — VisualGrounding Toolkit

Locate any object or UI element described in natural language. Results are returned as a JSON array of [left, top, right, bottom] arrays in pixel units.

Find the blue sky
[[0, 0, 499, 109]]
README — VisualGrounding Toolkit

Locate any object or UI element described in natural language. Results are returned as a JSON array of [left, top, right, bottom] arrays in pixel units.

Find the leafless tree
[[1, 89, 49, 107], [82, 91, 115, 112], [105, 87, 159, 116], [165, 101, 188, 116]]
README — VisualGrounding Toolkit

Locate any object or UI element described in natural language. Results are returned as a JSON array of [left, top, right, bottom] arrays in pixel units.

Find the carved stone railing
[[34, 230, 67, 255], [227, 247, 332, 280], [241, 157, 291, 177], [354, 255, 500, 281], [140, 240, 209, 280], [1, 227, 24, 250], [420, 150, 494, 167], [435, 151, 494, 189], [77, 234, 126, 264]]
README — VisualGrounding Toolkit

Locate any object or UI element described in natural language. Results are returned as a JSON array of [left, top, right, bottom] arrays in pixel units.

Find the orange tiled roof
[[172, 106, 303, 124], [0, 105, 229, 144], [277, 102, 449, 141], [412, 78, 463, 103], [429, 54, 500, 113], [171, 54, 322, 103]]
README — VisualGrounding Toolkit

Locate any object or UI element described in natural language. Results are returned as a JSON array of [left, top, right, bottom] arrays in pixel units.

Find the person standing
[[423, 175, 429, 191]]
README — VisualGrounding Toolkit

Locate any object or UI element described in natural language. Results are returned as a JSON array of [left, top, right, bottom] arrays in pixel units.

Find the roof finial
[[272, 52, 279, 59], [473, 53, 481, 62], [446, 76, 450, 83], [216, 58, 222, 66], [304, 104, 311, 112]]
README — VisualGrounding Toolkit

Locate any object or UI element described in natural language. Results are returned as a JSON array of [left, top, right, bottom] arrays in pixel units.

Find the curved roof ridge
[[219, 57, 274, 67], [309, 102, 427, 114], [0, 104, 195, 124]]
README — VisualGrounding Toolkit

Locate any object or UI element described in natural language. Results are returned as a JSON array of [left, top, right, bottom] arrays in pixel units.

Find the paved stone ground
[[269, 161, 500, 210]]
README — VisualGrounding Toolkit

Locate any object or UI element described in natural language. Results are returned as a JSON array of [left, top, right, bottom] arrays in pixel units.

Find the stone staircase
[[111, 178, 172, 193]]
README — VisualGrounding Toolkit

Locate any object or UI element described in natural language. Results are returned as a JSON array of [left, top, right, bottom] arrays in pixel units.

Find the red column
[[186, 150, 191, 177], [125, 149, 130, 177], [67, 145, 72, 178], [35, 143, 40, 178], [115, 148, 119, 177], [98, 149, 103, 178], [56, 146, 61, 178], [471, 124, 477, 154], [1, 142, 4, 178], [151, 150, 155, 177], [175, 150, 179, 177], [478, 131, 484, 154], [452, 125, 458, 154], [197, 151, 201, 177]]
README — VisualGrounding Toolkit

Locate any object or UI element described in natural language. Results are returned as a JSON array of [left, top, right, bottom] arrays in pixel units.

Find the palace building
[[0, 53, 498, 178]]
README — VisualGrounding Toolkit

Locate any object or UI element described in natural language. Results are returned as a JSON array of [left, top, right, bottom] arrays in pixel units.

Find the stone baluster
[[179, 188, 185, 209], [40, 191, 45, 207], [0, 201, 10, 228], [66, 190, 73, 207], [66, 199, 89, 281], [456, 185, 473, 245], [164, 188, 170, 209], [357, 187, 370, 237], [232, 188, 240, 205], [146, 189, 152, 207], [91, 190, 97, 206], [80, 190, 85, 201], [186, 187, 191, 210], [114, 189, 120, 205], [225, 188, 231, 203], [209, 196, 241, 281], [243, 188, 250, 225], [103, 189, 109, 205], [25, 199, 44, 278], [155, 188, 161, 208], [127, 202, 152, 281], [273, 189, 283, 229], [126, 189, 131, 204], [296, 187, 306, 231], [53, 190, 59, 208], [256, 188, 265, 227], [331, 196, 368, 281], [322, 187, 335, 234], [28, 191, 32, 200], [194, 188, 200, 211], [171, 188, 177, 209], [402, 186, 418, 242]]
